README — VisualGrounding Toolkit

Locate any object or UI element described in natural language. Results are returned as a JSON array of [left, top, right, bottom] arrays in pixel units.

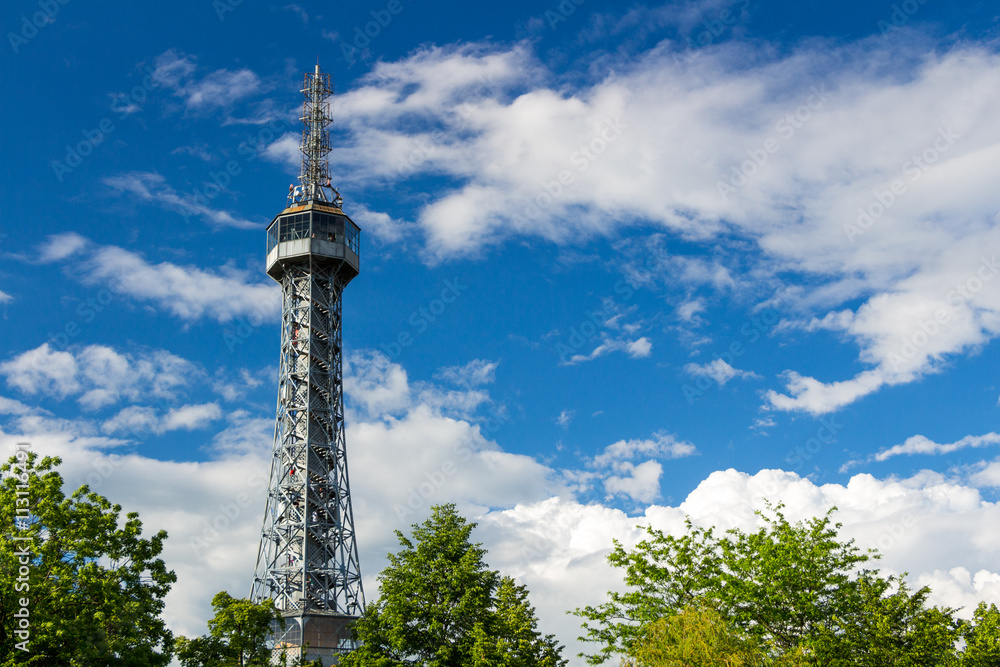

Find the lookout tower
[[252, 64, 364, 664]]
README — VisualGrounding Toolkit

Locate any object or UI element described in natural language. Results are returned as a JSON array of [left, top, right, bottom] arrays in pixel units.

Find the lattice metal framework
[[299, 64, 333, 204], [252, 63, 364, 664]]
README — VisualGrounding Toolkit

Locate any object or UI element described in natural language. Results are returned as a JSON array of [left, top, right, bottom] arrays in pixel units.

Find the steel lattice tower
[[252, 63, 364, 664]]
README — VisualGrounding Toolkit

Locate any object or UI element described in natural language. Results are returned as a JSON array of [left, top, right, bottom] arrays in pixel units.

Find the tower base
[[271, 612, 359, 665]]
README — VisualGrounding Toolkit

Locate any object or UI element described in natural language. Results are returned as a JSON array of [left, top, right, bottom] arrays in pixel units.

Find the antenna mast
[[298, 64, 340, 206]]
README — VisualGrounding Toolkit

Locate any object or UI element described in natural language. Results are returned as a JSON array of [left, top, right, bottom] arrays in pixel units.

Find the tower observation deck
[[252, 64, 364, 664]]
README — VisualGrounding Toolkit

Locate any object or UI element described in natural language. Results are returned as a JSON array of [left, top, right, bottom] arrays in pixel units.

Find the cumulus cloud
[[477, 467, 1000, 663], [591, 431, 697, 503], [0, 344, 198, 410], [3, 355, 1000, 664], [604, 459, 664, 503], [684, 358, 761, 385]]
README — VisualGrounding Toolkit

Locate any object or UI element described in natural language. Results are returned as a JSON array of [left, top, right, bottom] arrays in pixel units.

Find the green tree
[[575, 504, 960, 665], [620, 605, 766, 667], [807, 572, 959, 666], [960, 602, 1000, 667], [0, 452, 175, 665], [175, 592, 284, 667], [341, 503, 566, 667]]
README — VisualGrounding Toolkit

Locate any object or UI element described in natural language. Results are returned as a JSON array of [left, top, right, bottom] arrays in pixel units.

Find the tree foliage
[[175, 592, 286, 667], [0, 453, 175, 666], [576, 503, 972, 666], [960, 602, 1000, 667], [341, 503, 566, 667], [620, 605, 770, 667]]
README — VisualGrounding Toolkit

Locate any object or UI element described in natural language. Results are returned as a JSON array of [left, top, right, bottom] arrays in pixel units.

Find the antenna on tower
[[296, 63, 342, 207]]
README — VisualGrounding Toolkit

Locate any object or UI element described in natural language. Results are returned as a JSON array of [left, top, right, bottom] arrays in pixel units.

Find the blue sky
[[3, 0, 1000, 662]]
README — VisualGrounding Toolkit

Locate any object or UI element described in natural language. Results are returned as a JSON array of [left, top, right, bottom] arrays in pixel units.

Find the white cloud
[[566, 336, 652, 364], [477, 467, 1000, 664], [591, 431, 696, 503], [101, 403, 223, 436], [628, 337, 653, 357], [347, 203, 410, 244], [262, 132, 300, 167], [0, 395, 40, 416], [37, 232, 89, 262], [344, 351, 413, 419], [677, 298, 706, 324], [0, 344, 199, 410], [152, 50, 264, 112], [914, 567, 1000, 615], [434, 359, 499, 388], [103, 171, 258, 230], [766, 369, 887, 416], [684, 358, 760, 385], [593, 430, 698, 468], [3, 355, 1000, 665], [556, 409, 574, 429], [171, 145, 215, 162], [325, 39, 1000, 411], [604, 459, 663, 503], [971, 461, 1000, 488], [874, 432, 1000, 462], [46, 237, 281, 324]]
